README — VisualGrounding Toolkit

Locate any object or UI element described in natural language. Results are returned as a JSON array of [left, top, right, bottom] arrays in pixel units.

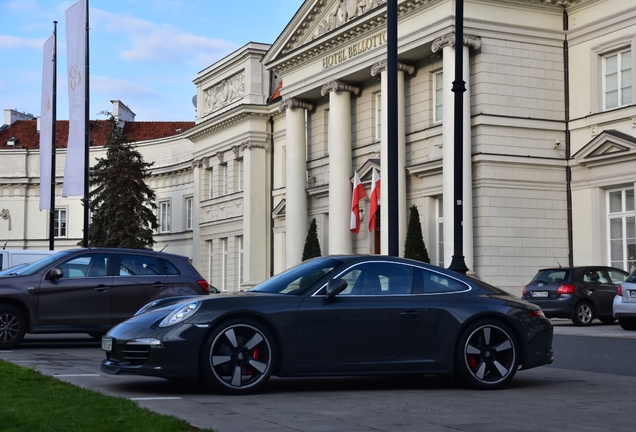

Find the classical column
[[279, 98, 313, 269], [241, 140, 269, 287], [432, 34, 481, 272], [321, 81, 359, 255], [191, 159, 203, 270], [371, 61, 414, 256]]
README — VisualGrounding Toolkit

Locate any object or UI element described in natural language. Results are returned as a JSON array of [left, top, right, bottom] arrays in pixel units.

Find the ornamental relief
[[204, 70, 245, 115], [311, 0, 386, 43]]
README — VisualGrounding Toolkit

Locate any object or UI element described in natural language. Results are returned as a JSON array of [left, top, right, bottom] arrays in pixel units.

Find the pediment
[[264, 0, 387, 67], [573, 129, 636, 167], [351, 158, 380, 185]]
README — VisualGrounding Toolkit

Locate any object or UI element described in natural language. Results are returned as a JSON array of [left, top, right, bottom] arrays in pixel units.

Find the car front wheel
[[455, 320, 519, 390], [572, 302, 594, 326], [618, 317, 636, 330], [0, 304, 26, 350], [201, 318, 275, 395]]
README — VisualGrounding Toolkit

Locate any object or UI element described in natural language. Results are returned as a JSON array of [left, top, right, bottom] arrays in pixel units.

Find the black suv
[[0, 248, 210, 349], [522, 266, 628, 326]]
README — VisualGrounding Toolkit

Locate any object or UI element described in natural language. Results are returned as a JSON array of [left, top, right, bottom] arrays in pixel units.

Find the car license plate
[[630, 291, 636, 299], [101, 337, 113, 352], [532, 291, 548, 298]]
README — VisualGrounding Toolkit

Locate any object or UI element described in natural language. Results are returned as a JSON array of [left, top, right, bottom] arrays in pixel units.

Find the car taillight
[[197, 280, 210, 293], [522, 285, 528, 296], [556, 283, 576, 295], [617, 285, 623, 296], [528, 309, 546, 319]]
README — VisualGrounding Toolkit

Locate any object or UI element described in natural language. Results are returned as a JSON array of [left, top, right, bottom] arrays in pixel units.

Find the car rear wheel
[[0, 304, 26, 350], [455, 320, 519, 390], [572, 302, 594, 326], [201, 318, 275, 395], [618, 317, 636, 330]]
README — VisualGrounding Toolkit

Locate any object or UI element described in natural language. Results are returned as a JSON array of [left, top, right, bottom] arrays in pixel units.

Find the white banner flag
[[39, 34, 55, 210], [63, 0, 86, 197]]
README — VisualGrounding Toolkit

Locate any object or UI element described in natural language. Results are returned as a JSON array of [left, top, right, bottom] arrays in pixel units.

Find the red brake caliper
[[247, 347, 260, 375], [467, 355, 478, 370]]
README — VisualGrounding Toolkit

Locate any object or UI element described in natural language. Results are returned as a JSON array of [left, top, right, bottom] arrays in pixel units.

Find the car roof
[[60, 247, 188, 260]]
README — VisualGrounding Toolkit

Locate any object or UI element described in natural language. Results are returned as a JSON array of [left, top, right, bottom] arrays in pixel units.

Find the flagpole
[[82, 0, 90, 248], [49, 21, 58, 251]]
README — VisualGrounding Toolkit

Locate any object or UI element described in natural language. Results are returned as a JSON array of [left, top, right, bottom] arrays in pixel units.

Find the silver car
[[613, 270, 636, 330]]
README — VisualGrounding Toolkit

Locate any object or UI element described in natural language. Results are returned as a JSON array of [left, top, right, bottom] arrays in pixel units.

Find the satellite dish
[[192, 94, 197, 108]]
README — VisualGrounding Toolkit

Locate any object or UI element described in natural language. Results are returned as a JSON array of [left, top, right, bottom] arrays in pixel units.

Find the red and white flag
[[63, 0, 86, 197], [368, 167, 380, 232], [350, 171, 367, 234]]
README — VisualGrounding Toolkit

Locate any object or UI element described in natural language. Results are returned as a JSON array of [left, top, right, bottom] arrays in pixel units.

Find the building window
[[434, 71, 443, 123], [219, 163, 228, 195], [238, 159, 244, 192], [208, 167, 214, 199], [207, 239, 213, 282], [604, 49, 632, 110], [54, 208, 67, 238], [221, 238, 228, 291], [237, 235, 244, 289], [159, 201, 171, 233], [436, 197, 444, 267], [375, 92, 382, 142], [608, 188, 635, 272], [185, 197, 193, 230]]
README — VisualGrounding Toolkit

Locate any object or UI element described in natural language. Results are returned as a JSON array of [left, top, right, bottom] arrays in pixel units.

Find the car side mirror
[[48, 268, 63, 280], [325, 279, 348, 300]]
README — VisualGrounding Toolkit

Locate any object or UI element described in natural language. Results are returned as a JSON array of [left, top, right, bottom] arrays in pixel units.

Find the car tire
[[618, 317, 636, 331], [201, 318, 275, 395], [572, 301, 594, 326], [454, 319, 519, 390], [599, 317, 616, 325], [0, 304, 27, 350]]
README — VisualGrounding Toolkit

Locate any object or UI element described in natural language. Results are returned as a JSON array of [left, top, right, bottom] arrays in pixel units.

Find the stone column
[[241, 141, 269, 287], [432, 34, 481, 272], [191, 159, 203, 271], [321, 81, 359, 255], [279, 98, 313, 269], [371, 61, 414, 256]]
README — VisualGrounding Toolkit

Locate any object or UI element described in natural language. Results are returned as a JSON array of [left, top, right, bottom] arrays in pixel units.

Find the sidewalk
[[551, 318, 636, 338]]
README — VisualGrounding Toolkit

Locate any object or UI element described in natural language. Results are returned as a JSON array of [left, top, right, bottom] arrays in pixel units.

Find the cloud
[[92, 75, 159, 99], [91, 8, 238, 68], [0, 35, 46, 50]]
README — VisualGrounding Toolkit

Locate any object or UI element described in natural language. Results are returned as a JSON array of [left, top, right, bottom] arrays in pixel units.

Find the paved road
[[1, 321, 635, 432]]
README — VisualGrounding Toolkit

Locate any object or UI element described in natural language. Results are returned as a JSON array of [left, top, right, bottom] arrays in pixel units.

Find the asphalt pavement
[[1, 321, 635, 432]]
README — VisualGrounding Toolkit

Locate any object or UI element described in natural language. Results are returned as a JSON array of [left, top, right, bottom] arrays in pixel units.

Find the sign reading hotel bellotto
[[322, 30, 387, 70]]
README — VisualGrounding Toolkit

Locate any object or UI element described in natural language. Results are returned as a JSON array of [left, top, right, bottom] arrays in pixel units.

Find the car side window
[[583, 269, 608, 284], [160, 258, 180, 276], [607, 269, 627, 284], [337, 262, 413, 296], [413, 268, 467, 294], [58, 254, 110, 278], [119, 254, 162, 276]]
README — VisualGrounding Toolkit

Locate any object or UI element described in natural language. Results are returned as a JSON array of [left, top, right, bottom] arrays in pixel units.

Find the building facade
[[1, 0, 635, 295]]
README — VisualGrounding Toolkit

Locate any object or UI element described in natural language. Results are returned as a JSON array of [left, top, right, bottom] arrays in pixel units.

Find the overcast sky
[[0, 0, 302, 122]]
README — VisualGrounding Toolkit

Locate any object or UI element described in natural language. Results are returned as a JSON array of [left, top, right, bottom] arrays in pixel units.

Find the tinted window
[[582, 269, 609, 284], [59, 254, 110, 278], [532, 269, 569, 284], [250, 258, 342, 294], [119, 254, 162, 276], [160, 258, 180, 275], [337, 262, 413, 296], [414, 268, 468, 294]]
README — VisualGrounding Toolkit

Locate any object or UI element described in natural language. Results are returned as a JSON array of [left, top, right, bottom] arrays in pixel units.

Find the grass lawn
[[0, 359, 215, 432]]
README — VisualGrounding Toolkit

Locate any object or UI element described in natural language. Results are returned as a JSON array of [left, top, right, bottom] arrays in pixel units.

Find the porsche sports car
[[101, 256, 553, 394]]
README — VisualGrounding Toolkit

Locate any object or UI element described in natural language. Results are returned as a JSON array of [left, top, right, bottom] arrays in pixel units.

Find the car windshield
[[11, 250, 73, 276], [250, 257, 342, 295]]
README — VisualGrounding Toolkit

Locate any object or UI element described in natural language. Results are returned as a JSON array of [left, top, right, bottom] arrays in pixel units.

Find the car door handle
[[152, 282, 165, 289], [94, 285, 110, 292], [400, 309, 421, 319]]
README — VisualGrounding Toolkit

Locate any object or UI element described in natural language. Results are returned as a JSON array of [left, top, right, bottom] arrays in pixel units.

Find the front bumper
[[100, 320, 209, 381]]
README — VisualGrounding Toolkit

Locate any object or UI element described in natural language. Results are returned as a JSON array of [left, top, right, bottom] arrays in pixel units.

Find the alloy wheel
[[576, 303, 593, 325], [463, 324, 516, 386], [0, 309, 22, 346], [208, 323, 273, 392]]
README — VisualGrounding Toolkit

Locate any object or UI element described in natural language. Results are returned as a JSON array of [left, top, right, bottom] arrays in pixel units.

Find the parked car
[[101, 255, 554, 393], [0, 248, 210, 349], [522, 266, 628, 326], [613, 270, 636, 330]]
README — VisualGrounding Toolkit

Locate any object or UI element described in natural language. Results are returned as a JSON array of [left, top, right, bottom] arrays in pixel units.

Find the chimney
[[111, 100, 136, 129], [4, 109, 35, 126]]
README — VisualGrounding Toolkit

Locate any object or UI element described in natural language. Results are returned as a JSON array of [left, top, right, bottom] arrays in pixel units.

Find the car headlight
[[159, 301, 201, 327]]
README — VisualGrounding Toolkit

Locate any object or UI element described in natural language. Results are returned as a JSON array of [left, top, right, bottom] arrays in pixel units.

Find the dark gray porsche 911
[[101, 256, 553, 394]]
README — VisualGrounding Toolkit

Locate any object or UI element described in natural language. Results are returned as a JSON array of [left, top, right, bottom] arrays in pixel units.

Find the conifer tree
[[302, 218, 322, 261], [87, 114, 158, 249], [404, 205, 430, 263]]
